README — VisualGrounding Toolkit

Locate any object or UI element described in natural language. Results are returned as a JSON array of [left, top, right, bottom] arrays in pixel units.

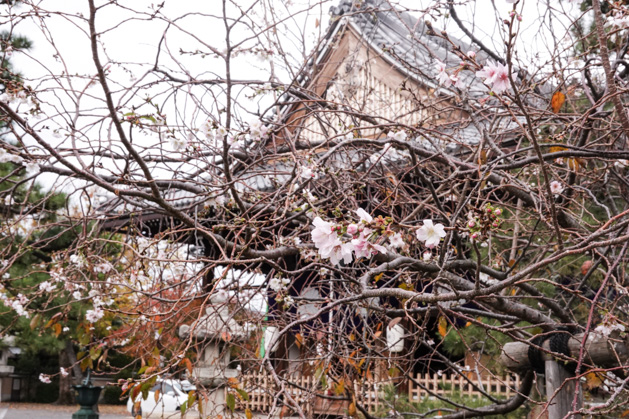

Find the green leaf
[[140, 382, 152, 400], [139, 115, 157, 123], [226, 393, 235, 412], [236, 388, 249, 402]]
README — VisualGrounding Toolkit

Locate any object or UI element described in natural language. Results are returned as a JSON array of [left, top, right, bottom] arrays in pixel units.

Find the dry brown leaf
[[551, 91, 566, 113], [581, 260, 593, 275], [438, 316, 448, 337], [584, 371, 604, 390]]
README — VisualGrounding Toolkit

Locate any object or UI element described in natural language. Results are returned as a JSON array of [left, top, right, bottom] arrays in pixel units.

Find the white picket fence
[[231, 371, 521, 415]]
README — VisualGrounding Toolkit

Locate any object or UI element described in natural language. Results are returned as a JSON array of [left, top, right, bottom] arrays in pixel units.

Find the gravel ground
[[0, 403, 130, 418]]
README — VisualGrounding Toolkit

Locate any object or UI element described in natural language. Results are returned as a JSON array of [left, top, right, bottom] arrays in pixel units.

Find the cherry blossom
[[85, 307, 105, 323], [352, 229, 387, 259], [320, 239, 354, 265], [300, 164, 319, 179], [389, 232, 405, 249], [269, 277, 290, 292], [476, 61, 498, 83], [38, 281, 55, 293], [69, 254, 85, 268], [476, 61, 514, 94], [24, 161, 40, 176], [282, 295, 295, 307], [491, 64, 513, 94], [356, 208, 373, 224], [450, 74, 465, 89], [60, 367, 69, 377], [39, 374, 51, 384], [416, 220, 447, 248], [311, 217, 337, 249], [170, 136, 188, 151], [94, 262, 112, 274], [347, 223, 358, 235], [550, 180, 564, 195], [435, 60, 452, 87], [387, 130, 407, 142], [0, 149, 23, 164], [615, 159, 629, 169], [249, 119, 269, 141], [214, 126, 228, 140]]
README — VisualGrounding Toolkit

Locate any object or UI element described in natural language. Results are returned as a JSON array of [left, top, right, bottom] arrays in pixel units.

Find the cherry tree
[[1, 0, 629, 418]]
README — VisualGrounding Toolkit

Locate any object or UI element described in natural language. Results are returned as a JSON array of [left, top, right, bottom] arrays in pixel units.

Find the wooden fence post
[[545, 360, 581, 419]]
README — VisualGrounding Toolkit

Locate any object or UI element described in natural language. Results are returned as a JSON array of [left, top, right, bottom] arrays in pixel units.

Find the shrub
[[103, 384, 127, 405], [34, 382, 59, 403]]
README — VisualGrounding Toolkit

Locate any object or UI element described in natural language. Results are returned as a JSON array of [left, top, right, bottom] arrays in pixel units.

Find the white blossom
[[24, 161, 40, 176], [85, 307, 104, 323], [389, 232, 405, 249], [351, 229, 387, 259], [300, 164, 318, 180], [249, 119, 269, 141], [69, 254, 85, 268], [387, 131, 407, 142], [282, 295, 294, 306], [94, 262, 112, 274], [550, 180, 564, 195], [38, 281, 55, 293], [311, 217, 338, 250], [170, 136, 188, 151], [356, 208, 373, 224], [39, 374, 51, 384], [416, 220, 447, 249], [320, 239, 354, 266]]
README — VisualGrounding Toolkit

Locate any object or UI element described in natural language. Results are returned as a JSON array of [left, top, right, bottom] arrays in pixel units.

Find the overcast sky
[[3, 0, 578, 194]]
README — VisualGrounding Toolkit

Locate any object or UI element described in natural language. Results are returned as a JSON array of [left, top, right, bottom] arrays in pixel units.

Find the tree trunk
[[56, 340, 78, 405]]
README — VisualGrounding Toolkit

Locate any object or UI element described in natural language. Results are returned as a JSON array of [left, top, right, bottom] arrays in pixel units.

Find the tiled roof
[[327, 0, 490, 97], [98, 0, 512, 224]]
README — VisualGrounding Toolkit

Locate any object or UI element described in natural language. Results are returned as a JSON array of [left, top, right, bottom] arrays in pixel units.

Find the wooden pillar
[[545, 360, 581, 419], [500, 332, 628, 419]]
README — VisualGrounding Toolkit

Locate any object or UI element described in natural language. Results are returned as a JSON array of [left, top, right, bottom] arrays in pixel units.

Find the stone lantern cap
[[179, 295, 247, 341]]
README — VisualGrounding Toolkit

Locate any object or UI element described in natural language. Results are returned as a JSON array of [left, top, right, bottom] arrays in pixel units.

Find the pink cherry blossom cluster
[[475, 61, 515, 94], [435, 60, 465, 89], [311, 208, 387, 266], [311, 209, 447, 266]]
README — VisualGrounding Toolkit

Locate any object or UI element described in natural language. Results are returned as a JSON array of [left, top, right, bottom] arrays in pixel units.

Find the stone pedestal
[[179, 296, 247, 415]]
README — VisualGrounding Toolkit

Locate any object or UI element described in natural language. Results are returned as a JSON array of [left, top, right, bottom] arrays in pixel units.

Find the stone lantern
[[179, 295, 247, 414], [0, 336, 17, 402]]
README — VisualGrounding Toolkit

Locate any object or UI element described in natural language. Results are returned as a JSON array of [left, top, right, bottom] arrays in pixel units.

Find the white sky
[[2, 0, 579, 195]]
